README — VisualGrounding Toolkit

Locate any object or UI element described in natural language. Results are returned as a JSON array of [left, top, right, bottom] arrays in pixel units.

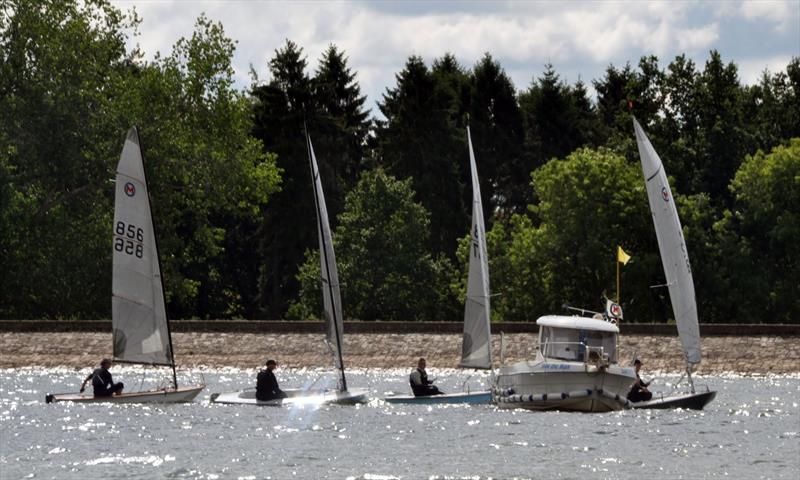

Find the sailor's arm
[[79, 372, 93, 393]]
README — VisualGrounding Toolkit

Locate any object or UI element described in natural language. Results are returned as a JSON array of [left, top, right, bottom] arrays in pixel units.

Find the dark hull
[[631, 390, 716, 410]]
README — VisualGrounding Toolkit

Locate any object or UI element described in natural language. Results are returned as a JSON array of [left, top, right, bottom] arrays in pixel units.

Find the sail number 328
[[114, 221, 144, 258]]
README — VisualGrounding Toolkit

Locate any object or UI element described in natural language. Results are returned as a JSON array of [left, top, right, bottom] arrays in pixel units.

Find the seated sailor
[[80, 358, 124, 397], [627, 358, 653, 402], [409, 357, 444, 397], [256, 359, 288, 401]]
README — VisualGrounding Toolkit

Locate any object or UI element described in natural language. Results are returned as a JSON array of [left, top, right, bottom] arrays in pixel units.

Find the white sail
[[633, 117, 701, 364], [460, 127, 492, 369], [112, 127, 172, 365], [307, 135, 345, 372]]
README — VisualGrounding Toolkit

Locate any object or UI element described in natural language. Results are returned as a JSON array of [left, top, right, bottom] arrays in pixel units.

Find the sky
[[111, 0, 800, 116]]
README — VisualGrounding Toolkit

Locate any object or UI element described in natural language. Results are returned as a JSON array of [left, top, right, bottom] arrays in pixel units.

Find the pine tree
[[251, 40, 314, 318], [376, 55, 466, 258]]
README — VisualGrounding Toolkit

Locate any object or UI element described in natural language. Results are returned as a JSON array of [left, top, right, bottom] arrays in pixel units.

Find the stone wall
[[2, 331, 798, 374]]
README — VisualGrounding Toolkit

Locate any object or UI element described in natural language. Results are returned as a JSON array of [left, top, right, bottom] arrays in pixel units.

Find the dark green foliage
[[289, 168, 459, 321], [1, 2, 798, 323], [481, 148, 656, 321], [712, 141, 800, 322], [250, 41, 371, 319], [375, 55, 467, 259], [0, 1, 279, 319], [466, 54, 526, 214]]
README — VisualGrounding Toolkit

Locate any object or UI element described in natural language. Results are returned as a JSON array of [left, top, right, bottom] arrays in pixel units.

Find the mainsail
[[460, 126, 492, 369], [112, 127, 173, 366], [633, 117, 701, 365], [306, 133, 347, 390]]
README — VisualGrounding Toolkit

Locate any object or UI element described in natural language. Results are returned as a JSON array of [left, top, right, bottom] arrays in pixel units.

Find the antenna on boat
[[561, 303, 602, 317]]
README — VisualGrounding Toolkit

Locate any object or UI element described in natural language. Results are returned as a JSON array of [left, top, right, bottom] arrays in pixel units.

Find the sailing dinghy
[[46, 127, 204, 404], [384, 127, 492, 405], [630, 117, 716, 410], [211, 133, 367, 406]]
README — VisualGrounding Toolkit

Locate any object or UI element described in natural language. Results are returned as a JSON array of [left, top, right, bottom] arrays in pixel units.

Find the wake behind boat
[[46, 127, 204, 404], [629, 117, 716, 410], [383, 126, 492, 406], [210, 131, 368, 407]]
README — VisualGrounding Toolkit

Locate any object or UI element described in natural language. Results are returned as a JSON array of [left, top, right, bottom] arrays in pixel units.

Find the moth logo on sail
[[661, 187, 670, 202], [124, 182, 136, 197]]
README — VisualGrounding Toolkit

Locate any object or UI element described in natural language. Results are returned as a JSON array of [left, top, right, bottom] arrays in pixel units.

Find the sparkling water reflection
[[1, 368, 798, 479]]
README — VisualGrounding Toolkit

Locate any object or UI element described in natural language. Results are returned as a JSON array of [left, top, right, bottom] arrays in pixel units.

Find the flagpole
[[616, 255, 620, 303]]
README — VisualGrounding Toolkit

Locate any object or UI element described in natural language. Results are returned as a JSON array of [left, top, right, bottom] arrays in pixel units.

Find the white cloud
[[737, 54, 795, 84], [676, 23, 720, 52], [740, 0, 798, 32], [109, 0, 798, 113]]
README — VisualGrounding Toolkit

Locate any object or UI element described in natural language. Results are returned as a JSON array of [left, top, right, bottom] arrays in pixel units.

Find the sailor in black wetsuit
[[627, 358, 653, 402], [256, 359, 287, 401], [80, 358, 124, 397], [409, 358, 444, 397]]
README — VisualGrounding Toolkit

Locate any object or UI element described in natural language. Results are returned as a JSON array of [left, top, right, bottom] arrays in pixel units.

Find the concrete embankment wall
[[2, 321, 798, 374]]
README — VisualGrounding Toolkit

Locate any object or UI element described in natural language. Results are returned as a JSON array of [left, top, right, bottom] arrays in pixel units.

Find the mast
[[134, 126, 178, 390], [305, 129, 348, 392]]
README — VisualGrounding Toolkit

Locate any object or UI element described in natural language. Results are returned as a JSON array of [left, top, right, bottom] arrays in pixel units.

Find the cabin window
[[540, 327, 581, 361], [540, 327, 618, 362]]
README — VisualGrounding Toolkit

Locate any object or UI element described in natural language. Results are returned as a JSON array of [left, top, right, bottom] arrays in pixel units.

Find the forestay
[[460, 127, 492, 369], [112, 128, 172, 366], [307, 135, 346, 380], [633, 117, 701, 365]]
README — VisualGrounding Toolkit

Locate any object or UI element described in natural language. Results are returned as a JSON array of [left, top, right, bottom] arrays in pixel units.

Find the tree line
[[1, 0, 798, 323]]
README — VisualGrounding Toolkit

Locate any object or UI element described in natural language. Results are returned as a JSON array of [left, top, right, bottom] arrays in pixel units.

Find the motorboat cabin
[[537, 315, 619, 366]]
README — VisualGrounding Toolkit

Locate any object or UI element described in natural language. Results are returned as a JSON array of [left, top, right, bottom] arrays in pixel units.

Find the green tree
[[289, 168, 458, 320], [250, 40, 314, 318], [593, 56, 664, 148], [693, 50, 751, 206], [0, 0, 135, 318], [466, 54, 526, 214], [743, 59, 800, 152], [311, 44, 370, 216], [486, 148, 656, 321], [712, 140, 800, 323], [0, 2, 279, 319], [126, 15, 279, 319], [376, 55, 466, 258]]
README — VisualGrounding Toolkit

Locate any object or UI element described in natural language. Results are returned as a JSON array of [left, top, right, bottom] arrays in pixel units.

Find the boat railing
[[583, 346, 610, 367]]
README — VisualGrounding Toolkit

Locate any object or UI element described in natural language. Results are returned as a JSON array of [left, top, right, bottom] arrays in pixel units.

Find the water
[[1, 367, 798, 479]]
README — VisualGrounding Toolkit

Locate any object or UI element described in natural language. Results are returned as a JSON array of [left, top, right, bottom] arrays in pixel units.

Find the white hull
[[46, 384, 205, 404], [493, 360, 636, 412], [383, 390, 491, 405], [210, 387, 369, 406]]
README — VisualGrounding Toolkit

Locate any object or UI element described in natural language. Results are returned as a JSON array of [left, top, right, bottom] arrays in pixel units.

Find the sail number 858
[[114, 221, 144, 258]]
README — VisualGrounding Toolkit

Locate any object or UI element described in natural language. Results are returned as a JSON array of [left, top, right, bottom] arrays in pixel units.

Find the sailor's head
[[100, 358, 112, 368], [266, 359, 277, 370], [417, 358, 426, 369], [634, 358, 642, 370]]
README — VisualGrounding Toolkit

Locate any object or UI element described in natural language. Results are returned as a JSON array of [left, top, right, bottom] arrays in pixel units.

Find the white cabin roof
[[536, 315, 620, 333]]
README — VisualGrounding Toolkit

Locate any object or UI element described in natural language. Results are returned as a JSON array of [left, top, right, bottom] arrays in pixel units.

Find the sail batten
[[460, 127, 493, 369], [112, 127, 173, 366], [633, 117, 701, 365]]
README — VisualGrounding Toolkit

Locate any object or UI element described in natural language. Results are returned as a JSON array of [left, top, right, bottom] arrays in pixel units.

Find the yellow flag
[[617, 246, 631, 265]]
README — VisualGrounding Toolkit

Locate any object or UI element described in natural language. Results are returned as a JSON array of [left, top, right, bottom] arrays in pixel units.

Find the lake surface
[[1, 367, 798, 479]]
